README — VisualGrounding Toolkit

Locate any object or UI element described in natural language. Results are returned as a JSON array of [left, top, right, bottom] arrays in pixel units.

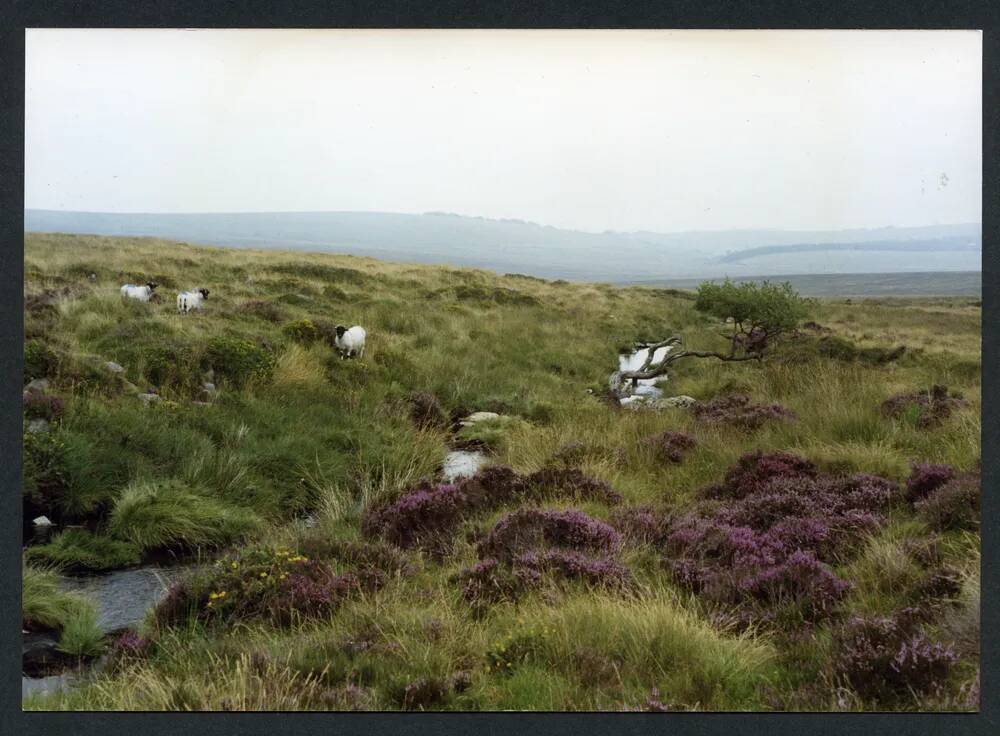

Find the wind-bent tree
[[614, 279, 810, 391]]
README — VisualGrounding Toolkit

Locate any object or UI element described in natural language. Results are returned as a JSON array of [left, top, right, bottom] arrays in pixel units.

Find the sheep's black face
[[199, 288, 210, 298], [335, 325, 346, 338], [147, 281, 158, 290]]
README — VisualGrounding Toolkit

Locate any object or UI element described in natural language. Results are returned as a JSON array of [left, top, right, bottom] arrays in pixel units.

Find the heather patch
[[904, 463, 956, 504], [477, 508, 622, 561], [456, 550, 632, 607], [691, 394, 795, 431], [661, 452, 899, 624], [644, 430, 697, 464], [361, 465, 622, 552], [833, 608, 958, 702], [23, 392, 65, 421], [881, 385, 968, 429], [610, 505, 673, 546], [153, 547, 381, 627], [915, 470, 980, 532]]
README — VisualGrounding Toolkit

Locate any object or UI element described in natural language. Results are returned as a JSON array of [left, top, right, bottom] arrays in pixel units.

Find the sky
[[25, 29, 981, 233]]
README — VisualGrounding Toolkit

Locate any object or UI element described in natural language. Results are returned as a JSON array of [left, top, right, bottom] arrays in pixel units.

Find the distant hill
[[24, 209, 981, 285], [626, 271, 983, 298]]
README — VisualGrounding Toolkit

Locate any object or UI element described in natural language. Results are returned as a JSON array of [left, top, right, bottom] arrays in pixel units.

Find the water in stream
[[618, 345, 672, 398]]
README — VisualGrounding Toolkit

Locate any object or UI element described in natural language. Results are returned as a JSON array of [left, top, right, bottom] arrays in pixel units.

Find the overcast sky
[[25, 29, 981, 233]]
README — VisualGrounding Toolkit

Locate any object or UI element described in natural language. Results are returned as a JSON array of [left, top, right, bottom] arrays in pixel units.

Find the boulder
[[459, 411, 501, 426], [25, 378, 49, 393], [137, 393, 161, 405], [27, 419, 50, 434], [661, 395, 697, 408], [32, 515, 53, 527]]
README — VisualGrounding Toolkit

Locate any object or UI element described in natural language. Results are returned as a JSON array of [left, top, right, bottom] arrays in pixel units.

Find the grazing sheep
[[177, 288, 210, 313], [334, 325, 366, 359], [120, 281, 158, 302]]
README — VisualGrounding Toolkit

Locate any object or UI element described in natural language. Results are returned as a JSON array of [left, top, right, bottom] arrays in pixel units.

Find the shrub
[[24, 340, 59, 383], [456, 550, 632, 606], [916, 471, 980, 531], [881, 385, 968, 429], [282, 318, 320, 345], [107, 479, 263, 552], [24, 528, 142, 572], [610, 505, 673, 546], [833, 610, 957, 702], [905, 463, 956, 503], [691, 394, 795, 430], [23, 392, 65, 421], [362, 466, 623, 551], [477, 508, 622, 561], [154, 547, 376, 627], [714, 450, 817, 500], [203, 336, 276, 387], [645, 430, 697, 463]]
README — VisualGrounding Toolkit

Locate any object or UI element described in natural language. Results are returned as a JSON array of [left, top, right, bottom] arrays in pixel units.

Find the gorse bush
[[282, 318, 320, 345], [203, 337, 276, 387]]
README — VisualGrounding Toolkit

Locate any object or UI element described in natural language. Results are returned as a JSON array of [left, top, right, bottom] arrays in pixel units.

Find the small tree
[[615, 279, 810, 388], [695, 278, 810, 358]]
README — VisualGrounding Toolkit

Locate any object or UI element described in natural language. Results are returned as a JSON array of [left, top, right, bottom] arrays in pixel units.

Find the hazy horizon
[[26, 29, 981, 235]]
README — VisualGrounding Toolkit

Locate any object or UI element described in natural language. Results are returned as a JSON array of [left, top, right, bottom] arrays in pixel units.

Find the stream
[[618, 345, 672, 398], [22, 564, 192, 700]]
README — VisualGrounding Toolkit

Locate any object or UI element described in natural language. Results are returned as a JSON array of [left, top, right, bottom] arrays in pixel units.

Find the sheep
[[120, 281, 158, 301], [177, 288, 210, 313], [334, 325, 366, 359]]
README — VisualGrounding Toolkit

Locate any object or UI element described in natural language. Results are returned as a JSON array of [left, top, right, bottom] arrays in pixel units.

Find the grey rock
[[32, 515, 53, 527], [25, 378, 49, 393], [137, 393, 161, 405], [661, 395, 698, 408], [27, 419, 50, 434], [201, 382, 216, 395], [459, 411, 501, 426], [104, 361, 125, 373]]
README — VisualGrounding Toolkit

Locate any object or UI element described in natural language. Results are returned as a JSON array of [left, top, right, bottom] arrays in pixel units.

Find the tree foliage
[[695, 279, 810, 357]]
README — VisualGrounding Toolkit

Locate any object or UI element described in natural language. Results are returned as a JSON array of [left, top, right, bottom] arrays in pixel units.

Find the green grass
[[22, 232, 980, 711]]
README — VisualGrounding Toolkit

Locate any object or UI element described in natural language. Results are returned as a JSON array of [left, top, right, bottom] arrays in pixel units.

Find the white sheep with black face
[[120, 281, 158, 302], [334, 325, 366, 359], [177, 288, 210, 313]]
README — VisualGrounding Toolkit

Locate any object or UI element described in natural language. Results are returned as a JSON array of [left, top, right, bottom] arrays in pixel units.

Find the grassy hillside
[[22, 233, 981, 711]]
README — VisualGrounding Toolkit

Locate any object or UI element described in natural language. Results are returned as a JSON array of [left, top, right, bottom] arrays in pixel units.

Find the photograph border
[[1, 2, 996, 734]]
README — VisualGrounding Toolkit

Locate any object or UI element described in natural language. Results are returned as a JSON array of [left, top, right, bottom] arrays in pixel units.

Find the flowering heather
[[691, 394, 795, 431], [645, 430, 698, 464], [361, 482, 467, 550], [362, 465, 622, 551], [401, 677, 450, 710], [456, 550, 632, 606], [477, 508, 622, 561], [905, 463, 956, 504], [714, 450, 817, 499], [23, 392, 64, 421], [736, 549, 851, 620], [915, 471, 980, 532], [109, 630, 152, 658], [833, 611, 958, 701], [524, 466, 623, 505], [610, 505, 673, 546], [154, 547, 374, 627], [881, 384, 968, 429], [660, 453, 899, 624]]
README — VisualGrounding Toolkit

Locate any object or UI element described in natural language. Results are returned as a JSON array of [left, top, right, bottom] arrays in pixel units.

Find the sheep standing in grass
[[334, 325, 366, 359], [120, 281, 158, 302], [177, 288, 210, 313]]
